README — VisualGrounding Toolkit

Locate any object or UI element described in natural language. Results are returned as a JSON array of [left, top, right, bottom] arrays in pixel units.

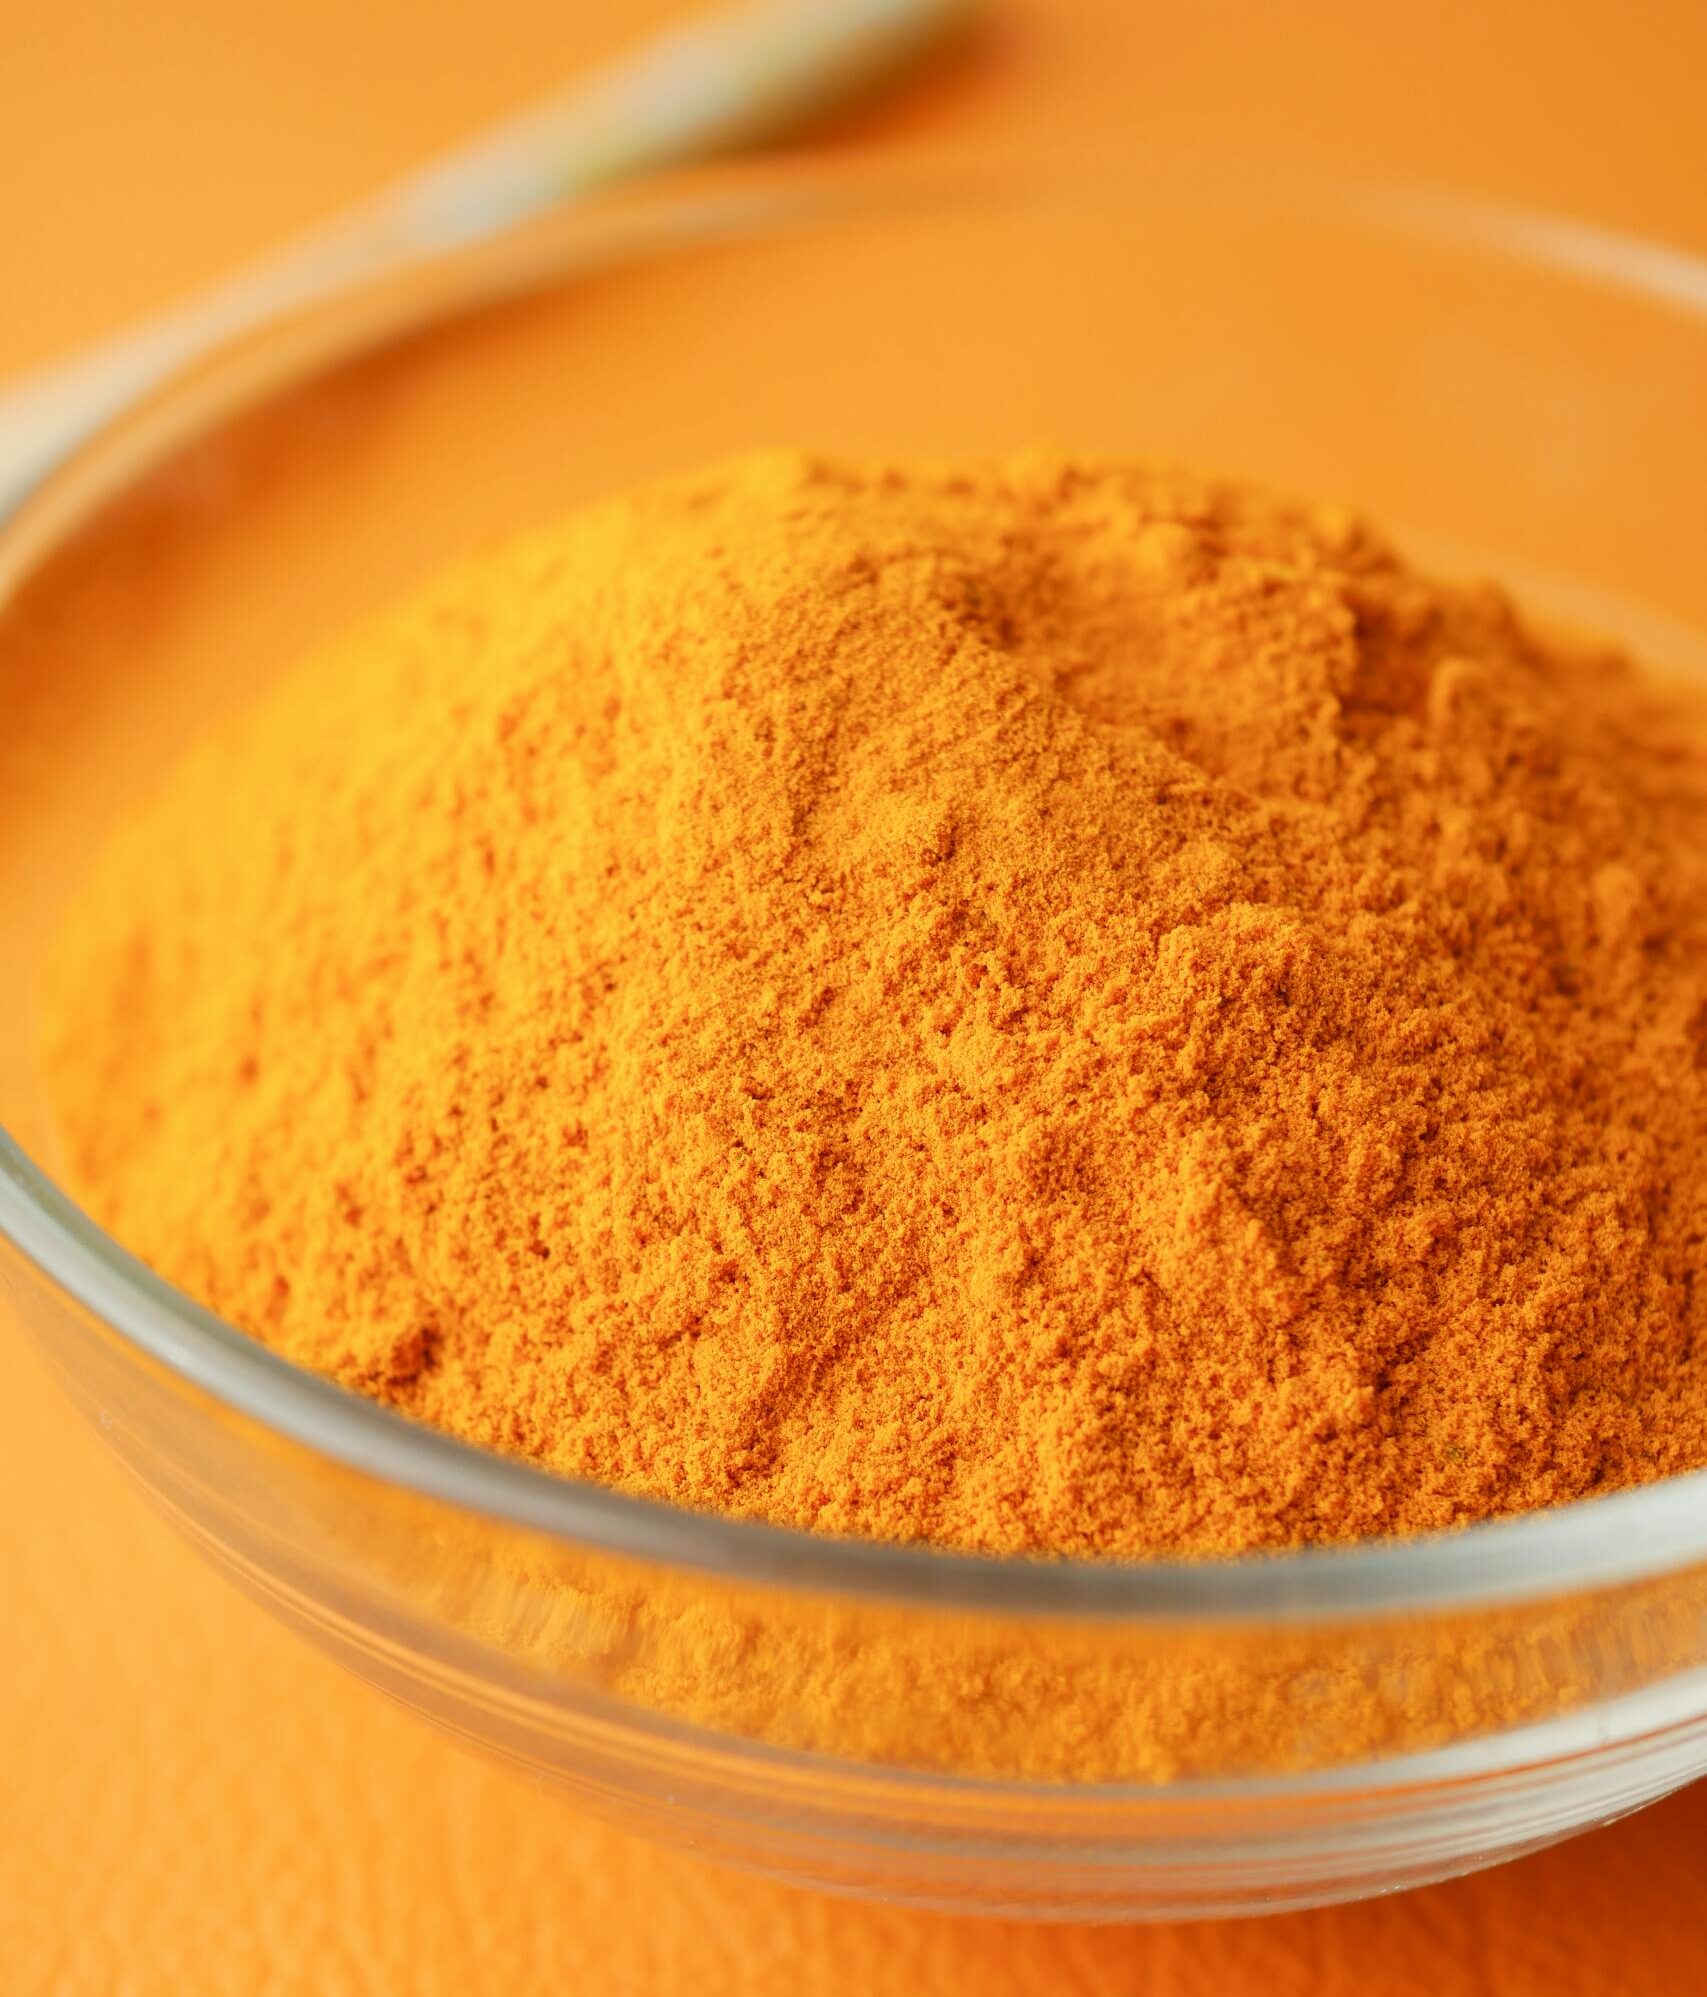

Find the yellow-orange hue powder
[[41, 451, 1707, 1554]]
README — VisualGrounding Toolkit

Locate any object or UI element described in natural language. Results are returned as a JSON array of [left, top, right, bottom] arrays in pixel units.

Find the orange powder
[[40, 450, 1707, 1556]]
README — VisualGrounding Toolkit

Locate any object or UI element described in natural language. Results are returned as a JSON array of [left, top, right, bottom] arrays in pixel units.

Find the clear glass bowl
[[4, 155, 1707, 1921]]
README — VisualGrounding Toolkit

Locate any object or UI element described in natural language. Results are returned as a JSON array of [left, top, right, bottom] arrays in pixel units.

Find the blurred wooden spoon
[[0, 0, 976, 517]]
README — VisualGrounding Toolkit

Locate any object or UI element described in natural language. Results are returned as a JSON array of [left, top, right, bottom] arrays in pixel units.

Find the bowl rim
[[7, 154, 1707, 1625]]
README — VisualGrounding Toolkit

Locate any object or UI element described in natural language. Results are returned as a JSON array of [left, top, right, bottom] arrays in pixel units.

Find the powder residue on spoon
[[41, 450, 1707, 1555]]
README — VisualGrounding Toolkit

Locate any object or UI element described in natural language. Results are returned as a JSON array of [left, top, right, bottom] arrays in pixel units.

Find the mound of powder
[[42, 451, 1707, 1555]]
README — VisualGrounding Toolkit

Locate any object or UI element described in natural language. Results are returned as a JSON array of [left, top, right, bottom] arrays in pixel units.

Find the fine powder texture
[[42, 451, 1707, 1556]]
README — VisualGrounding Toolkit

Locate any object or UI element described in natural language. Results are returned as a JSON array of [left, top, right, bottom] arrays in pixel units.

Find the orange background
[[7, 2, 1707, 1989]]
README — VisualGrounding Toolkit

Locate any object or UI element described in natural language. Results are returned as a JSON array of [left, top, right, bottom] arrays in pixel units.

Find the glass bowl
[[4, 154, 1707, 1923]]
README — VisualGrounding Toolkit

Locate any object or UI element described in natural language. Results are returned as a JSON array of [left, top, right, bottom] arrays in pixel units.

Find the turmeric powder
[[41, 450, 1707, 1556]]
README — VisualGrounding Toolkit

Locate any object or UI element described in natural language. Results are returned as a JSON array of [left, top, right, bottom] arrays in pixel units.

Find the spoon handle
[[0, 0, 971, 514]]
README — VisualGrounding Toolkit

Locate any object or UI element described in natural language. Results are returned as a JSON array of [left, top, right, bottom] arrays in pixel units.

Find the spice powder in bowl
[[40, 451, 1707, 1560]]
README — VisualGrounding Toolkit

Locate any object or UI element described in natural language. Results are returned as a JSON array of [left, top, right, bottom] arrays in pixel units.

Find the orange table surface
[[7, 4, 1707, 1991]]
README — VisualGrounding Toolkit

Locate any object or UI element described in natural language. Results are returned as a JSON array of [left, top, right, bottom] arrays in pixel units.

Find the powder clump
[[42, 451, 1707, 1555]]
